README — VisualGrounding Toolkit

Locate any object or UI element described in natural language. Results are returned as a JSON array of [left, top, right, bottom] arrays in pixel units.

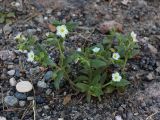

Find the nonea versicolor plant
[[16, 21, 139, 102]]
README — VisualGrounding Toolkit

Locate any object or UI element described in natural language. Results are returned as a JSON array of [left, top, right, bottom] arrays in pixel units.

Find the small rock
[[37, 81, 48, 88], [7, 70, 15, 76], [8, 64, 14, 69], [19, 101, 26, 107], [148, 44, 158, 54], [156, 67, 160, 73], [98, 21, 123, 34], [156, 61, 160, 67], [146, 72, 155, 81], [16, 81, 33, 92], [3, 24, 12, 34], [127, 112, 133, 119], [27, 96, 34, 101], [36, 96, 45, 104], [46, 89, 52, 95], [35, 15, 44, 23], [44, 105, 50, 109], [115, 115, 123, 120], [58, 118, 64, 120], [15, 68, 20, 78], [44, 71, 53, 81], [0, 50, 16, 61], [30, 67, 40, 74], [9, 77, 17, 86], [15, 92, 27, 100], [0, 116, 7, 120], [4, 96, 18, 106]]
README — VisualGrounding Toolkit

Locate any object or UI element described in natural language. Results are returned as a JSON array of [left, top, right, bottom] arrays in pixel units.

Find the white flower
[[131, 31, 138, 42], [15, 33, 26, 41], [56, 25, 69, 38], [27, 51, 35, 62], [112, 72, 122, 82], [112, 52, 120, 60], [92, 47, 100, 53], [77, 48, 82, 52], [45, 32, 50, 37]]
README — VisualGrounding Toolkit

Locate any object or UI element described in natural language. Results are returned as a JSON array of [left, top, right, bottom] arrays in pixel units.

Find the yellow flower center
[[60, 28, 65, 33]]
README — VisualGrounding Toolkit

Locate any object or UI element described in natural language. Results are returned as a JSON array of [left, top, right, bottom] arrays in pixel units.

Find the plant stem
[[102, 82, 111, 88], [122, 56, 128, 71], [57, 40, 64, 67]]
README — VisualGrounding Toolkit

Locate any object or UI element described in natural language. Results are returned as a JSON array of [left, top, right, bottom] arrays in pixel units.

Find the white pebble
[[37, 81, 47, 88], [19, 101, 26, 107], [16, 81, 33, 93], [7, 70, 15, 76], [9, 77, 17, 86], [115, 115, 123, 120], [0, 116, 6, 120]]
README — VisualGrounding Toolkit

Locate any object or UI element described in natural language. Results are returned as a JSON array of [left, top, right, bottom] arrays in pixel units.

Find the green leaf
[[0, 15, 5, 23], [111, 79, 130, 87], [66, 22, 77, 32], [52, 20, 62, 26], [90, 59, 107, 68], [6, 12, 15, 17], [76, 83, 89, 92], [89, 84, 103, 97], [54, 70, 64, 89], [76, 75, 89, 82], [105, 86, 115, 93], [92, 73, 101, 84]]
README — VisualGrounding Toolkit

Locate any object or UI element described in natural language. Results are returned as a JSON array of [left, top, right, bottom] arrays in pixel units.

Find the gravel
[[0, 0, 160, 119]]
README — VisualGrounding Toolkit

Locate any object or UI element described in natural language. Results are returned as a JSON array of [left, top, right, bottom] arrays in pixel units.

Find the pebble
[[44, 71, 53, 81], [58, 118, 64, 120], [127, 112, 133, 119], [37, 81, 48, 88], [15, 92, 27, 100], [19, 101, 26, 107], [9, 77, 17, 86], [7, 70, 15, 76], [0, 116, 7, 120], [36, 96, 45, 104], [35, 15, 44, 23], [156, 67, 160, 74], [4, 96, 18, 106], [46, 89, 52, 95], [115, 115, 123, 120], [27, 96, 34, 101], [3, 24, 12, 34], [30, 67, 40, 74], [146, 72, 155, 81], [15, 68, 20, 78], [16, 81, 33, 92], [44, 105, 50, 110]]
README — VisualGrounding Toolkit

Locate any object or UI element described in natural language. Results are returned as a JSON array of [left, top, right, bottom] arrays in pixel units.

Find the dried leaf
[[48, 24, 56, 32], [63, 95, 71, 105]]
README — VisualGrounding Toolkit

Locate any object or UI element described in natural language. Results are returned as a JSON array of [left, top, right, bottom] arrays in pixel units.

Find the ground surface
[[0, 0, 160, 120]]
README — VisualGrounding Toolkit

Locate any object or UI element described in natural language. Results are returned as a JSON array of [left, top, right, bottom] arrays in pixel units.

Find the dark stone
[[15, 68, 20, 78], [44, 71, 53, 81], [36, 96, 45, 104], [15, 92, 27, 100]]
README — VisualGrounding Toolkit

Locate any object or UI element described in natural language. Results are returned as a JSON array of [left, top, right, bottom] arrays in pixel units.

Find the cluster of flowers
[[15, 25, 138, 83]]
